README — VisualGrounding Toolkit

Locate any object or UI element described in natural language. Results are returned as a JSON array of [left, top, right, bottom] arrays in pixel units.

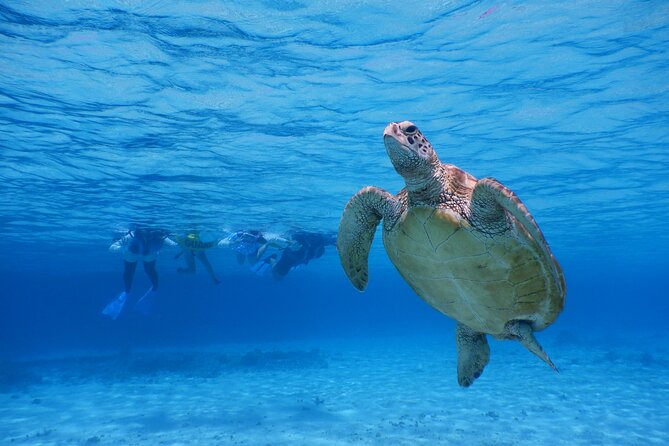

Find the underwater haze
[[1, 1, 668, 445]]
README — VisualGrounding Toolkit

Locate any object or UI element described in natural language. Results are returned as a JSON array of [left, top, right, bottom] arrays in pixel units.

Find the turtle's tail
[[507, 321, 559, 373]]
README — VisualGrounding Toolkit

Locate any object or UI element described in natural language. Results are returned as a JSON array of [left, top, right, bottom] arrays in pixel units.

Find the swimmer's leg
[[178, 250, 196, 274], [123, 260, 137, 293], [143, 260, 159, 291], [196, 251, 221, 284]]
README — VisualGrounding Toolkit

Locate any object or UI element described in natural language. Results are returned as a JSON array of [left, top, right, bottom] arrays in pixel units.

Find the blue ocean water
[[1, 1, 669, 444]]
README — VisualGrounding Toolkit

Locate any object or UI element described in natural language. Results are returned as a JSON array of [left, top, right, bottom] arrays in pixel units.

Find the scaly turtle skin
[[337, 121, 566, 387]]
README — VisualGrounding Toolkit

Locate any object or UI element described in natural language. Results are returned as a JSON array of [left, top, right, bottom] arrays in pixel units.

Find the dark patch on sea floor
[[0, 349, 328, 392]]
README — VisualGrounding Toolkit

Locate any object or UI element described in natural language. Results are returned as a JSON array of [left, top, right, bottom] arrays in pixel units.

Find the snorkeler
[[102, 226, 175, 320], [219, 230, 291, 267], [268, 230, 336, 280], [174, 231, 221, 285]]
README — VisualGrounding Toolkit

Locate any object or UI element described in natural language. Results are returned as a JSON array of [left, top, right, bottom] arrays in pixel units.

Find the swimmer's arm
[[216, 231, 236, 247], [265, 235, 293, 249], [109, 233, 131, 252], [163, 236, 178, 247]]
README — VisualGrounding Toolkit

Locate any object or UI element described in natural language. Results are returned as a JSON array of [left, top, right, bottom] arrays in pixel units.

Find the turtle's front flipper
[[471, 177, 546, 242], [470, 178, 565, 294], [337, 186, 402, 291], [456, 323, 490, 387]]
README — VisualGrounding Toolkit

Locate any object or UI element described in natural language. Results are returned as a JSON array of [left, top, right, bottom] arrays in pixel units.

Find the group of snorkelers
[[102, 226, 336, 320], [220, 229, 336, 279]]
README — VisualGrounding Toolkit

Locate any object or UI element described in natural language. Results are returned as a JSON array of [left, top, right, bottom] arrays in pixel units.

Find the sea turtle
[[337, 121, 566, 387]]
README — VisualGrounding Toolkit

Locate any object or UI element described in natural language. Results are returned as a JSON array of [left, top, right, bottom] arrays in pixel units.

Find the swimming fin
[[102, 292, 128, 320], [134, 287, 156, 314], [251, 260, 271, 276]]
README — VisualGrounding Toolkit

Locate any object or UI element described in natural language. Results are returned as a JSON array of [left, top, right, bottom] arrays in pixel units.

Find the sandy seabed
[[1, 334, 668, 446]]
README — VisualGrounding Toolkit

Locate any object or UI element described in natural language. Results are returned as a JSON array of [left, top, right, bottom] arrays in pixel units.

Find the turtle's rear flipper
[[508, 320, 558, 372], [456, 323, 490, 387]]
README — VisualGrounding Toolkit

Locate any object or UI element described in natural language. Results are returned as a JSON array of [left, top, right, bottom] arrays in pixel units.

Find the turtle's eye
[[404, 125, 418, 135]]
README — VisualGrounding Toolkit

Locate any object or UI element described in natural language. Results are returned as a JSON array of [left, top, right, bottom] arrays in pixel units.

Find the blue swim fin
[[102, 292, 128, 320], [251, 260, 270, 276], [134, 287, 156, 314]]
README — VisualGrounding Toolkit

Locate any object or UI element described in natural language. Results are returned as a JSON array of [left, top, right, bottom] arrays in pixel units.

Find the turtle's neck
[[405, 162, 446, 206]]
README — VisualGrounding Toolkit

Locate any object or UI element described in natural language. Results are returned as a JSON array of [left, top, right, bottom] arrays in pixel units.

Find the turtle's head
[[383, 121, 438, 180]]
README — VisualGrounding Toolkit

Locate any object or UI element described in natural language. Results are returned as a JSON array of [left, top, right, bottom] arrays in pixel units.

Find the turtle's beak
[[383, 135, 407, 159], [383, 122, 416, 178], [383, 122, 410, 153], [383, 122, 402, 141]]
